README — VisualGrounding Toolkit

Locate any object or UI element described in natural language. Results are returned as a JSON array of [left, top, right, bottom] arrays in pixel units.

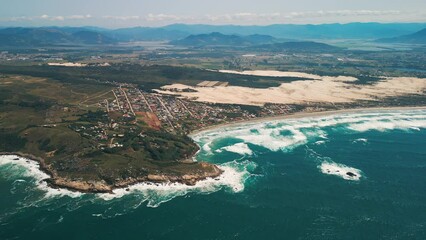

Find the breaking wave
[[193, 109, 425, 182], [0, 155, 83, 199], [97, 160, 256, 208], [1, 108, 425, 212], [319, 162, 362, 181], [219, 143, 253, 155], [192, 109, 426, 155], [305, 146, 363, 181], [0, 155, 256, 212]]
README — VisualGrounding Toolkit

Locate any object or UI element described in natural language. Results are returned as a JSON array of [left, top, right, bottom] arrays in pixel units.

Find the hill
[[249, 41, 340, 52], [0, 27, 115, 47], [107, 27, 188, 41], [163, 23, 426, 40], [170, 32, 277, 47], [2, 23, 426, 47], [71, 30, 115, 44], [377, 28, 426, 44]]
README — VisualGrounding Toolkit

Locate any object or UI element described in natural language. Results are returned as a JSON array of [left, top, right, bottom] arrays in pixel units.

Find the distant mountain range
[[169, 32, 339, 52], [1, 23, 426, 47], [377, 28, 426, 44], [107, 27, 188, 42], [0, 27, 114, 46], [170, 32, 279, 47], [160, 23, 426, 39]]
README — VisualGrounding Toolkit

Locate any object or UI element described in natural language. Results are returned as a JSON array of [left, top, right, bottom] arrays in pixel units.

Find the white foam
[[97, 160, 256, 207], [0, 155, 83, 199], [319, 162, 362, 181], [193, 109, 426, 154], [0, 155, 257, 208], [352, 138, 368, 144], [2, 109, 424, 207], [314, 140, 326, 145], [221, 143, 253, 155], [202, 141, 212, 152], [348, 118, 426, 132]]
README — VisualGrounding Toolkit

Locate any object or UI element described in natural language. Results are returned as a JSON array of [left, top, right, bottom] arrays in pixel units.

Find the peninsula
[[0, 61, 425, 194]]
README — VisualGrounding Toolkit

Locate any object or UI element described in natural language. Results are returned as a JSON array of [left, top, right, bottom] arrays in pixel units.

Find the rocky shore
[[0, 152, 223, 194]]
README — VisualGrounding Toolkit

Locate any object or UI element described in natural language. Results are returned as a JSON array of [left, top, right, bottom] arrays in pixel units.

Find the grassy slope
[[0, 74, 208, 185], [0, 64, 313, 90]]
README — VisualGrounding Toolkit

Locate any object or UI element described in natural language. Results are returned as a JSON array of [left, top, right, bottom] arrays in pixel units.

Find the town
[[101, 84, 295, 133], [65, 82, 306, 150]]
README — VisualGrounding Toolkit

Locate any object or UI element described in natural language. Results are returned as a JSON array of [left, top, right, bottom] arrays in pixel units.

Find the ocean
[[1, 109, 426, 239]]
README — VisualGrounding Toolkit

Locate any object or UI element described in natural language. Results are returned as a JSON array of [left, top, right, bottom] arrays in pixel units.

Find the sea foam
[[0, 155, 83, 199], [0, 155, 256, 208], [192, 109, 426, 155], [1, 109, 425, 208], [220, 142, 253, 155], [319, 162, 362, 181], [97, 160, 256, 207]]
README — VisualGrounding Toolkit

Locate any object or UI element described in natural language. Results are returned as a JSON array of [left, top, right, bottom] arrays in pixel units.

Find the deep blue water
[[1, 109, 426, 240]]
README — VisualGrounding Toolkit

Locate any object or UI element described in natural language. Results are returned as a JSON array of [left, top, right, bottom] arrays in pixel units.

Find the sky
[[1, 0, 426, 28]]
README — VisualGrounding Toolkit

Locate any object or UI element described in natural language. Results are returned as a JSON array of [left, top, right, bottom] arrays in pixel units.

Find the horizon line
[[1, 21, 426, 30]]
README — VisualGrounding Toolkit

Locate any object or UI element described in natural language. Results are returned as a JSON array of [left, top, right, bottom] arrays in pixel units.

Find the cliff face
[[48, 162, 223, 193]]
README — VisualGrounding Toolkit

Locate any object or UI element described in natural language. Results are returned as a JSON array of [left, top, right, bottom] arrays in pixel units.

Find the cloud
[[103, 15, 140, 20], [8, 14, 92, 22], [2, 10, 426, 26], [68, 14, 92, 20], [285, 10, 402, 19], [202, 10, 406, 22], [102, 14, 198, 22], [146, 14, 185, 21]]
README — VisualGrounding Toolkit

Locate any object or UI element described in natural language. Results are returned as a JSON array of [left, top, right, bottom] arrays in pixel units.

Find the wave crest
[[193, 109, 426, 155]]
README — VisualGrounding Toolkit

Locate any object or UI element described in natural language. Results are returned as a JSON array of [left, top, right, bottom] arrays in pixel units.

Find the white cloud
[[201, 10, 407, 23], [145, 14, 189, 21], [68, 14, 92, 20], [285, 10, 402, 19], [2, 10, 426, 26], [51, 16, 65, 21], [7, 14, 92, 22], [103, 15, 140, 20]]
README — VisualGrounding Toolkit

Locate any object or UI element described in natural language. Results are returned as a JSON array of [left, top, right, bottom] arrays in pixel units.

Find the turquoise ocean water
[[1, 109, 426, 239]]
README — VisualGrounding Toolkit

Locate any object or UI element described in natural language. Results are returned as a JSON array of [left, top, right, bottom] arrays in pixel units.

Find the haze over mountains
[[249, 41, 340, 52], [170, 32, 278, 47], [161, 23, 426, 39], [0, 27, 114, 46], [378, 28, 426, 44], [0, 22, 425, 47]]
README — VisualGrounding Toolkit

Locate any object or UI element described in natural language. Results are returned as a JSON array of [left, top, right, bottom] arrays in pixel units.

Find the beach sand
[[189, 106, 426, 137]]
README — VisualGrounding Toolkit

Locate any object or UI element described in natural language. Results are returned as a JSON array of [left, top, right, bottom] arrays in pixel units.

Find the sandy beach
[[189, 106, 426, 136]]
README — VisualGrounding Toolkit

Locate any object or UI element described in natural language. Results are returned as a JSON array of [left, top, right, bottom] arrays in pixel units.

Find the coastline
[[189, 105, 426, 137], [0, 152, 223, 194], [2, 105, 425, 194]]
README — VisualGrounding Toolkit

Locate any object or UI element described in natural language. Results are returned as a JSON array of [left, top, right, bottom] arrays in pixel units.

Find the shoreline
[[2, 105, 425, 194], [0, 152, 223, 194], [189, 105, 426, 136]]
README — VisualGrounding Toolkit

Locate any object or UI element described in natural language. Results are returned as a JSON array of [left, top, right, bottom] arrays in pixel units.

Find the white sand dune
[[48, 62, 87, 67], [218, 69, 358, 82], [157, 70, 425, 106]]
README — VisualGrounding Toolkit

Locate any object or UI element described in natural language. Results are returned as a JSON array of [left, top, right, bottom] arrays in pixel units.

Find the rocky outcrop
[[1, 152, 223, 194], [46, 178, 113, 193]]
